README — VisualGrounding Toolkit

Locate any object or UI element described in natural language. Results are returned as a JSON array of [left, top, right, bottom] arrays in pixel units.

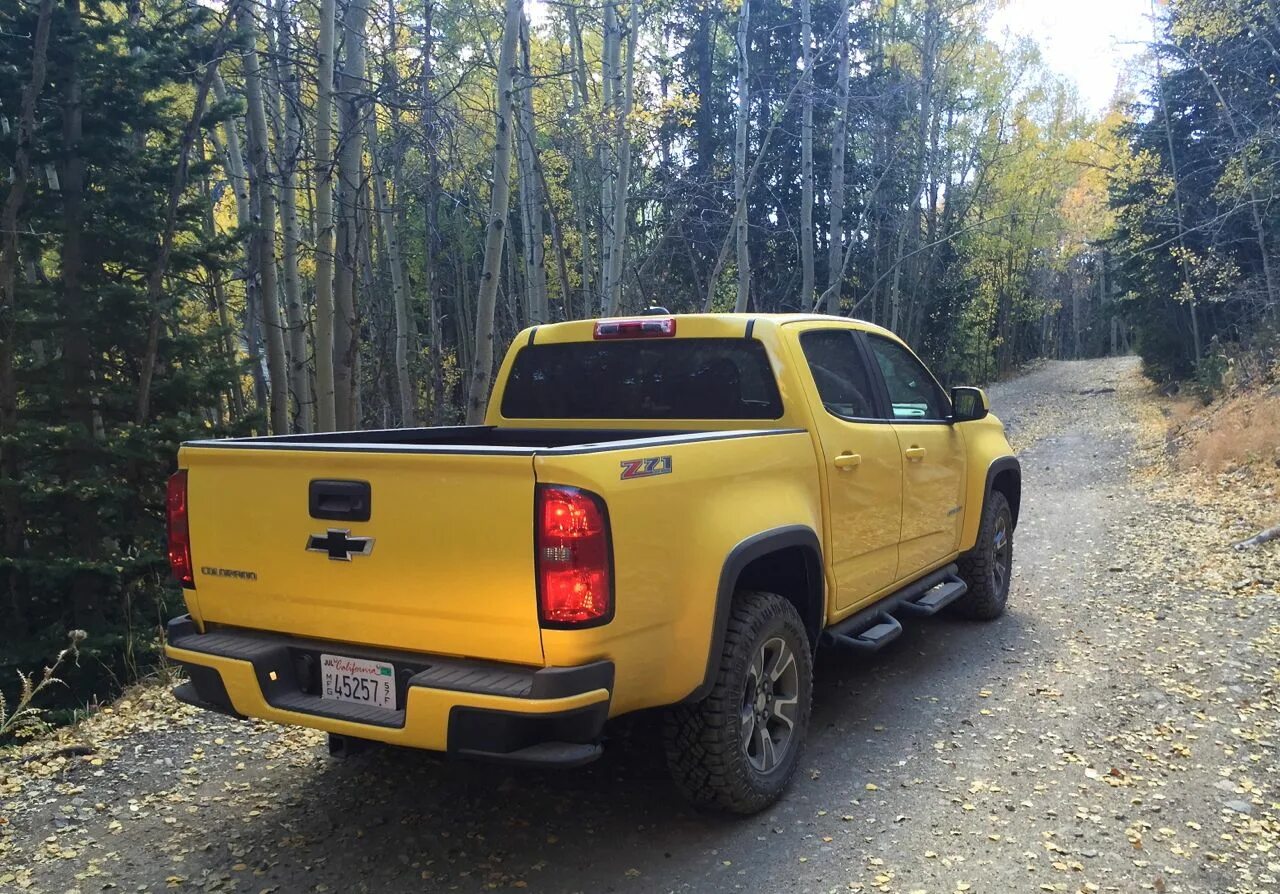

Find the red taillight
[[536, 486, 612, 626], [167, 470, 194, 589], [593, 317, 676, 339]]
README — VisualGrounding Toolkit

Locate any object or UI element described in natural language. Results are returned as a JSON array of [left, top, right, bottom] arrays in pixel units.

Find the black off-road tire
[[662, 591, 813, 814], [954, 490, 1013, 620]]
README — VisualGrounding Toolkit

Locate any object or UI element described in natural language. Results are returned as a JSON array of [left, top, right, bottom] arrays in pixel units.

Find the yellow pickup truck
[[164, 312, 1019, 813]]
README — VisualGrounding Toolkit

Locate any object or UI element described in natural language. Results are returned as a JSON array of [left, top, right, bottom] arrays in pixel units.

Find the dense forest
[[0, 0, 1276, 708]]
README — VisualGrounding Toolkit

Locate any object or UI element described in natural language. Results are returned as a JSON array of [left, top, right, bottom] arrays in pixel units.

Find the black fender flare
[[984, 456, 1021, 529], [681, 525, 823, 704]]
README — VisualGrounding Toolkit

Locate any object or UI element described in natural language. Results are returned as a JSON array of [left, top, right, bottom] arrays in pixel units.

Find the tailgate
[[180, 446, 544, 665]]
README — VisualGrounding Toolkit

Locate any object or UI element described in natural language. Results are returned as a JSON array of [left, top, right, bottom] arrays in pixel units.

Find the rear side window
[[799, 330, 878, 419], [501, 338, 784, 420]]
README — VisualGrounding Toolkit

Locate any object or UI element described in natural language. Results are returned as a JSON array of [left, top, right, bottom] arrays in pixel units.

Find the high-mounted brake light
[[167, 470, 194, 589], [536, 486, 613, 626], [593, 317, 676, 340]]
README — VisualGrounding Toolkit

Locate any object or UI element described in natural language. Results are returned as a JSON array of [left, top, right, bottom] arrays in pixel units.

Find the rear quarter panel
[[534, 431, 822, 715]]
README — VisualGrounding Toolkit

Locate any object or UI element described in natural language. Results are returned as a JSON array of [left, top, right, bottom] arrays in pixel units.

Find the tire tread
[[954, 490, 1012, 620], [662, 591, 812, 814]]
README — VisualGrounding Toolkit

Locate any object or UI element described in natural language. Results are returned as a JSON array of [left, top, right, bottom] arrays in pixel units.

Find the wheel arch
[[987, 456, 1021, 529], [682, 525, 824, 704]]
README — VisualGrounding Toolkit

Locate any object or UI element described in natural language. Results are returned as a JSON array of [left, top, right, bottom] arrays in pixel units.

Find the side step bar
[[899, 576, 968, 617], [826, 613, 902, 652], [822, 565, 968, 654]]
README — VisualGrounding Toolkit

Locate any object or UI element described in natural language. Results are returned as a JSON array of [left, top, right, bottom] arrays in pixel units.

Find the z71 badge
[[620, 456, 673, 480]]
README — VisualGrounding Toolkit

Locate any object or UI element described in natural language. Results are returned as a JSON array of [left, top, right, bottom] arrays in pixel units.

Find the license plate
[[320, 653, 397, 710]]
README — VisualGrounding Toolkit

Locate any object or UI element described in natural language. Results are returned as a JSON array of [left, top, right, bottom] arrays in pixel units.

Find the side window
[[799, 330, 877, 419], [865, 335, 950, 421]]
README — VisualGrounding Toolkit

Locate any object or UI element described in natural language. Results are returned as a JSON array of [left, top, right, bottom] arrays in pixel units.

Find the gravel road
[[4, 357, 1279, 894]]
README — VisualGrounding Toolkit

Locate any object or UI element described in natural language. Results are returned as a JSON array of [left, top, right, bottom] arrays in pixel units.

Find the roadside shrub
[[0, 631, 87, 743]]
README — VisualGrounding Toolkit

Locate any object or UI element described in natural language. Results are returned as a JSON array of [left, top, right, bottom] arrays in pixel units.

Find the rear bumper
[[164, 616, 612, 768]]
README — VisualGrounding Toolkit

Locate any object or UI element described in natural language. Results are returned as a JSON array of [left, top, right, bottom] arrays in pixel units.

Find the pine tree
[[0, 0, 245, 703]]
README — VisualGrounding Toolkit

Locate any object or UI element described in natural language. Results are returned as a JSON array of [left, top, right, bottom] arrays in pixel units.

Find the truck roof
[[520, 312, 899, 346]]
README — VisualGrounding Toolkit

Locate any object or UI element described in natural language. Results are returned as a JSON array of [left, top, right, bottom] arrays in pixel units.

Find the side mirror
[[951, 386, 989, 422]]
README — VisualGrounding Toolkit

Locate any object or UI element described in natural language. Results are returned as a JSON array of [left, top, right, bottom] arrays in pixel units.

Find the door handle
[[833, 452, 862, 470], [309, 479, 372, 521], [904, 446, 927, 461]]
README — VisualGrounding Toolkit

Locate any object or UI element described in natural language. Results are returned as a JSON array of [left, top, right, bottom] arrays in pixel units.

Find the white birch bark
[[238, 0, 289, 434], [566, 5, 594, 317], [333, 0, 369, 429], [733, 0, 751, 312], [364, 107, 415, 425], [313, 0, 338, 429], [464, 0, 521, 424], [799, 0, 814, 308], [604, 0, 637, 315], [515, 17, 547, 323], [823, 1, 850, 313], [276, 0, 312, 431], [598, 0, 620, 314]]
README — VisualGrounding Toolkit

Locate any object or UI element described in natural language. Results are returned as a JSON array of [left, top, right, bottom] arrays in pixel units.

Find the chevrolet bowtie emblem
[[306, 529, 375, 561]]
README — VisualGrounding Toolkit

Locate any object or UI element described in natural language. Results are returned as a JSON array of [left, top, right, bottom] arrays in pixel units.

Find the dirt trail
[[3, 357, 1278, 894]]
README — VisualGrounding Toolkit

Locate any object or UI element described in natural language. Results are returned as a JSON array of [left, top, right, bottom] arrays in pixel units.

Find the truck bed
[[176, 425, 810, 668]]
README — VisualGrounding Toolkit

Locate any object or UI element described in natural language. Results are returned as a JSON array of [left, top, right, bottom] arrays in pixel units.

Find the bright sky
[[986, 0, 1154, 114]]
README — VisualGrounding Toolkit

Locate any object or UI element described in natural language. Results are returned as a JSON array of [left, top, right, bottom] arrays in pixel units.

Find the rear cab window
[[500, 338, 784, 420]]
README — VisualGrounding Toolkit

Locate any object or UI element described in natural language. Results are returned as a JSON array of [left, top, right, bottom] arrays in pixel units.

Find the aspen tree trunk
[[702, 15, 826, 312], [276, 0, 313, 431], [422, 0, 444, 421], [598, 0, 620, 314], [365, 108, 416, 425], [386, 0, 419, 369], [351, 179, 370, 427], [533, 145, 574, 315], [887, 200, 913, 337], [823, 0, 849, 314], [515, 17, 548, 323], [566, 5, 595, 317], [1072, 278, 1082, 359], [465, 0, 521, 424], [798, 0, 814, 308], [197, 133, 240, 417], [314, 0, 339, 429], [891, 0, 936, 335], [914, 100, 945, 339], [200, 152, 245, 419], [867, 11, 885, 323], [604, 0, 637, 315], [732, 0, 751, 312], [211, 77, 267, 411], [504, 223, 519, 327], [239, 0, 290, 434], [908, 95, 948, 343], [262, 4, 282, 141], [455, 255, 473, 397], [334, 0, 370, 429]]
